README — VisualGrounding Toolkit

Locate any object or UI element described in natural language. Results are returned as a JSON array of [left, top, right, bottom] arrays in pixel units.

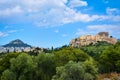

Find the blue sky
[[0, 0, 120, 48]]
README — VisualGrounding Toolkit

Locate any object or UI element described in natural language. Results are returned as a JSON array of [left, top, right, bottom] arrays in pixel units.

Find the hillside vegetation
[[0, 41, 120, 80]]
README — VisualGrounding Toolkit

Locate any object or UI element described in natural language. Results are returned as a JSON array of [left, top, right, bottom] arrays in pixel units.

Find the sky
[[0, 0, 120, 48]]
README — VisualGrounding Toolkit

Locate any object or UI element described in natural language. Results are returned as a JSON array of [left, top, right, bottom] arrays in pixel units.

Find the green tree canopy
[[99, 43, 120, 73], [54, 47, 90, 66], [0, 53, 19, 77], [81, 41, 112, 60], [52, 61, 98, 80], [35, 53, 56, 80], [1, 53, 36, 80]]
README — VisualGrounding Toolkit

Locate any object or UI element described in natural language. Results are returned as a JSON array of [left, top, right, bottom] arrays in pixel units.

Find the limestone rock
[[70, 32, 117, 47]]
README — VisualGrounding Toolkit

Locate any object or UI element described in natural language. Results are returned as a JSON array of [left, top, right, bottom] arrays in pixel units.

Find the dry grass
[[97, 72, 120, 80]]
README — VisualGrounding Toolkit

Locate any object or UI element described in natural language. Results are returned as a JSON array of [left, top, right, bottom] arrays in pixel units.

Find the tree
[[116, 60, 120, 72], [0, 53, 19, 77], [54, 47, 90, 66], [1, 53, 36, 80], [1, 70, 16, 80], [35, 53, 56, 80], [52, 61, 98, 80], [84, 58, 98, 80], [80, 41, 112, 60], [52, 61, 85, 80], [99, 45, 120, 73]]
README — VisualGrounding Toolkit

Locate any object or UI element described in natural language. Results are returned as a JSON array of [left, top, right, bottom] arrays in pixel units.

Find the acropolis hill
[[70, 32, 117, 47]]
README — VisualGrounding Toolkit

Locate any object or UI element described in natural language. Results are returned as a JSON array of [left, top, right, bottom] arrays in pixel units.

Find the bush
[[52, 61, 98, 80]]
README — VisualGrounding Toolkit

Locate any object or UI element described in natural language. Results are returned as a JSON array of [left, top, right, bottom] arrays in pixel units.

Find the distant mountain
[[3, 39, 32, 47]]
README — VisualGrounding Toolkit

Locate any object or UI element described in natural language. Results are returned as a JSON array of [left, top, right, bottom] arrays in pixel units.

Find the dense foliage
[[52, 60, 98, 80], [54, 47, 90, 66], [81, 41, 112, 60], [99, 41, 120, 73], [0, 41, 120, 80]]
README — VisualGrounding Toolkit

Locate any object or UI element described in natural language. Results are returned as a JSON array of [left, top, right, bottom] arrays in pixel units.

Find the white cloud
[[0, 32, 8, 37], [87, 24, 120, 32], [76, 28, 95, 36], [76, 29, 87, 35], [0, 29, 24, 37], [0, 32, 4, 36], [0, 6, 23, 16], [87, 24, 120, 38], [106, 7, 120, 15], [7, 29, 24, 33], [0, 0, 120, 27], [76, 24, 120, 38], [54, 30, 59, 33], [62, 34, 68, 37], [68, 0, 87, 8], [7, 30, 17, 33]]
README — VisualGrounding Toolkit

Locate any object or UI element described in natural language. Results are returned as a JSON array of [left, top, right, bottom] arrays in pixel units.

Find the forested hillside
[[0, 41, 120, 80]]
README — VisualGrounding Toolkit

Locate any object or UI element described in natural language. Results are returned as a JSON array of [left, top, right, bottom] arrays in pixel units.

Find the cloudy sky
[[0, 0, 120, 48]]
